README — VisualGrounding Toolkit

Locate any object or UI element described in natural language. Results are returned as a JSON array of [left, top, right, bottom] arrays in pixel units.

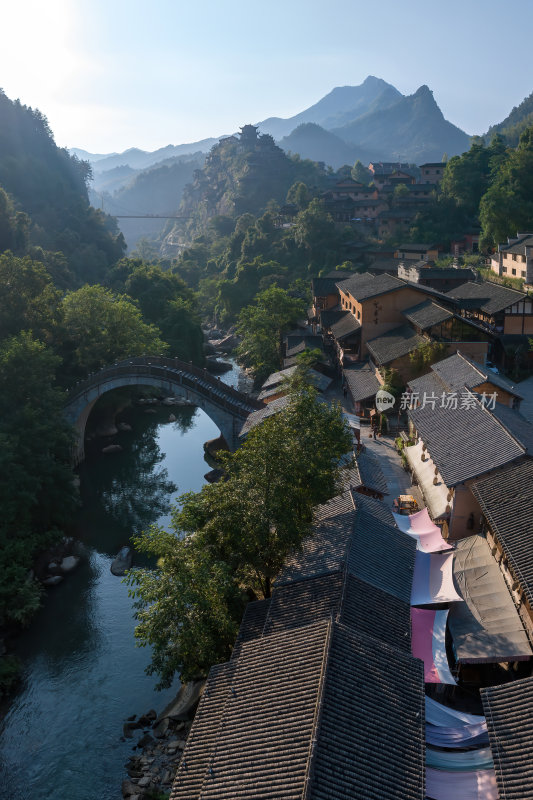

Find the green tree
[[351, 160, 371, 184], [60, 284, 167, 379], [0, 252, 61, 342], [126, 385, 351, 685], [409, 341, 448, 376], [286, 181, 310, 210], [479, 127, 533, 249], [0, 332, 77, 626], [237, 286, 305, 382]]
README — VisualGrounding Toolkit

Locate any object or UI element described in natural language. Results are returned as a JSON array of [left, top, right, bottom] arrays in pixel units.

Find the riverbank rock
[[156, 680, 206, 723], [204, 435, 229, 460], [209, 333, 239, 353], [117, 422, 132, 432], [111, 547, 133, 576], [144, 408, 157, 415], [102, 443, 123, 454], [60, 556, 79, 573], [204, 468, 223, 484], [43, 575, 63, 587], [205, 356, 232, 374], [168, 413, 176, 422]]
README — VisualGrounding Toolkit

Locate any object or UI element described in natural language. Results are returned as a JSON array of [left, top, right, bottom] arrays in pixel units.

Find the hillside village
[[158, 243, 533, 800], [3, 61, 533, 800]]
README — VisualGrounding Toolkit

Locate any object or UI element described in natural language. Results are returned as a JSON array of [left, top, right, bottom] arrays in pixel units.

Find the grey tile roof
[[170, 661, 235, 800], [431, 352, 523, 398], [402, 300, 453, 330], [239, 395, 291, 437], [336, 271, 406, 301], [417, 267, 476, 281], [398, 242, 436, 251], [285, 334, 324, 357], [172, 620, 425, 800], [500, 233, 533, 254], [260, 366, 331, 394], [262, 570, 412, 653], [366, 325, 426, 365], [471, 459, 533, 608], [312, 273, 353, 297], [490, 404, 533, 452], [309, 624, 424, 800], [343, 361, 381, 402], [354, 449, 389, 495], [278, 491, 415, 604], [445, 281, 525, 314], [329, 311, 361, 340], [481, 676, 533, 800], [409, 392, 525, 486]]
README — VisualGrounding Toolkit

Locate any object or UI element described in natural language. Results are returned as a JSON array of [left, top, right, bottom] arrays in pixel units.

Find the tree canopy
[[127, 383, 352, 685]]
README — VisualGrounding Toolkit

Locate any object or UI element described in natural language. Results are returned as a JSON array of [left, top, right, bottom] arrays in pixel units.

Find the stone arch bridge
[[64, 356, 263, 464]]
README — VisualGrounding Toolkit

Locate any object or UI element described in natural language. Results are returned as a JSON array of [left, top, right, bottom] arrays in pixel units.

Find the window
[[503, 267, 507, 273], [522, 271, 526, 277], [512, 268, 517, 275]]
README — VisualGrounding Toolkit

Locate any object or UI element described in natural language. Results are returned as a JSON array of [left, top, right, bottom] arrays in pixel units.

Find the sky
[[1, 0, 532, 154]]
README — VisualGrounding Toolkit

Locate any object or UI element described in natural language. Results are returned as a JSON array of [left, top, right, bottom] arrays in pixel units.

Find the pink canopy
[[411, 551, 463, 605], [411, 607, 456, 684], [393, 507, 452, 553], [426, 768, 499, 800]]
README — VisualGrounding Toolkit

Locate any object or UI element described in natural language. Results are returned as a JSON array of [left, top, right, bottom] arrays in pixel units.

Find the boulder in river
[[111, 546, 133, 576], [43, 575, 63, 587], [102, 444, 123, 454], [60, 556, 80, 573]]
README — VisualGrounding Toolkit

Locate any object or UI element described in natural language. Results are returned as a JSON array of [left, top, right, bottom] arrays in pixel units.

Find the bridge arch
[[64, 356, 262, 464]]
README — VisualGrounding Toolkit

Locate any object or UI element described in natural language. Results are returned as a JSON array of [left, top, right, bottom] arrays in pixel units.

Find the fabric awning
[[411, 607, 456, 684], [426, 722, 489, 749], [411, 551, 463, 605], [394, 508, 453, 553], [426, 768, 499, 800], [404, 441, 450, 520], [426, 747, 493, 772], [449, 535, 532, 664], [425, 696, 484, 727]]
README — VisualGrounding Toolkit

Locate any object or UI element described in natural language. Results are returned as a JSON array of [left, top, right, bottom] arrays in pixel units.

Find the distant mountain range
[[72, 76, 472, 176]]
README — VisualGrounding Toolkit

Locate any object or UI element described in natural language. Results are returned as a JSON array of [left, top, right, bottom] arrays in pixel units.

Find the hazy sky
[[1, 0, 532, 153]]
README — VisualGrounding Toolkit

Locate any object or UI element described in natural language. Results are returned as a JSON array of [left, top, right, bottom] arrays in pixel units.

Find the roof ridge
[[475, 388, 527, 455], [295, 618, 332, 800]]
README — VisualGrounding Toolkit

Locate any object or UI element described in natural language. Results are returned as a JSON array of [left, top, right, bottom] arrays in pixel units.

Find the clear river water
[[0, 362, 243, 800]]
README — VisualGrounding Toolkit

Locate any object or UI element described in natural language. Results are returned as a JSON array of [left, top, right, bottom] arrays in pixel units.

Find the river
[[0, 360, 244, 800]]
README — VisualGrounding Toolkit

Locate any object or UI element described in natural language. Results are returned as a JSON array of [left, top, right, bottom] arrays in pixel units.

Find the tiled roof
[[343, 361, 381, 402], [431, 352, 523, 398], [239, 395, 291, 437], [366, 325, 426, 365], [171, 621, 425, 800], [471, 459, 533, 608], [402, 300, 453, 330], [278, 491, 415, 605], [445, 281, 525, 314], [490, 404, 533, 452], [285, 334, 324, 357], [261, 366, 331, 394], [416, 267, 476, 281], [481, 676, 533, 800], [354, 449, 389, 495], [309, 623, 424, 800], [329, 311, 361, 340], [312, 274, 349, 297], [408, 390, 525, 486], [499, 233, 533, 254], [336, 271, 406, 301]]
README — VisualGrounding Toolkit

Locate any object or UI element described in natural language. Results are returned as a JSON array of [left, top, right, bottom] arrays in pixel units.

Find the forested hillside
[[485, 91, 533, 147], [0, 90, 124, 286]]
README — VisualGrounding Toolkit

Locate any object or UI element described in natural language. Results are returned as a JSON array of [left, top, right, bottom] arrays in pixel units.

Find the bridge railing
[[66, 356, 263, 415]]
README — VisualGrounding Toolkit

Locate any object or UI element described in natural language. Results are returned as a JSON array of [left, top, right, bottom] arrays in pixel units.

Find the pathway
[[325, 376, 422, 507]]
